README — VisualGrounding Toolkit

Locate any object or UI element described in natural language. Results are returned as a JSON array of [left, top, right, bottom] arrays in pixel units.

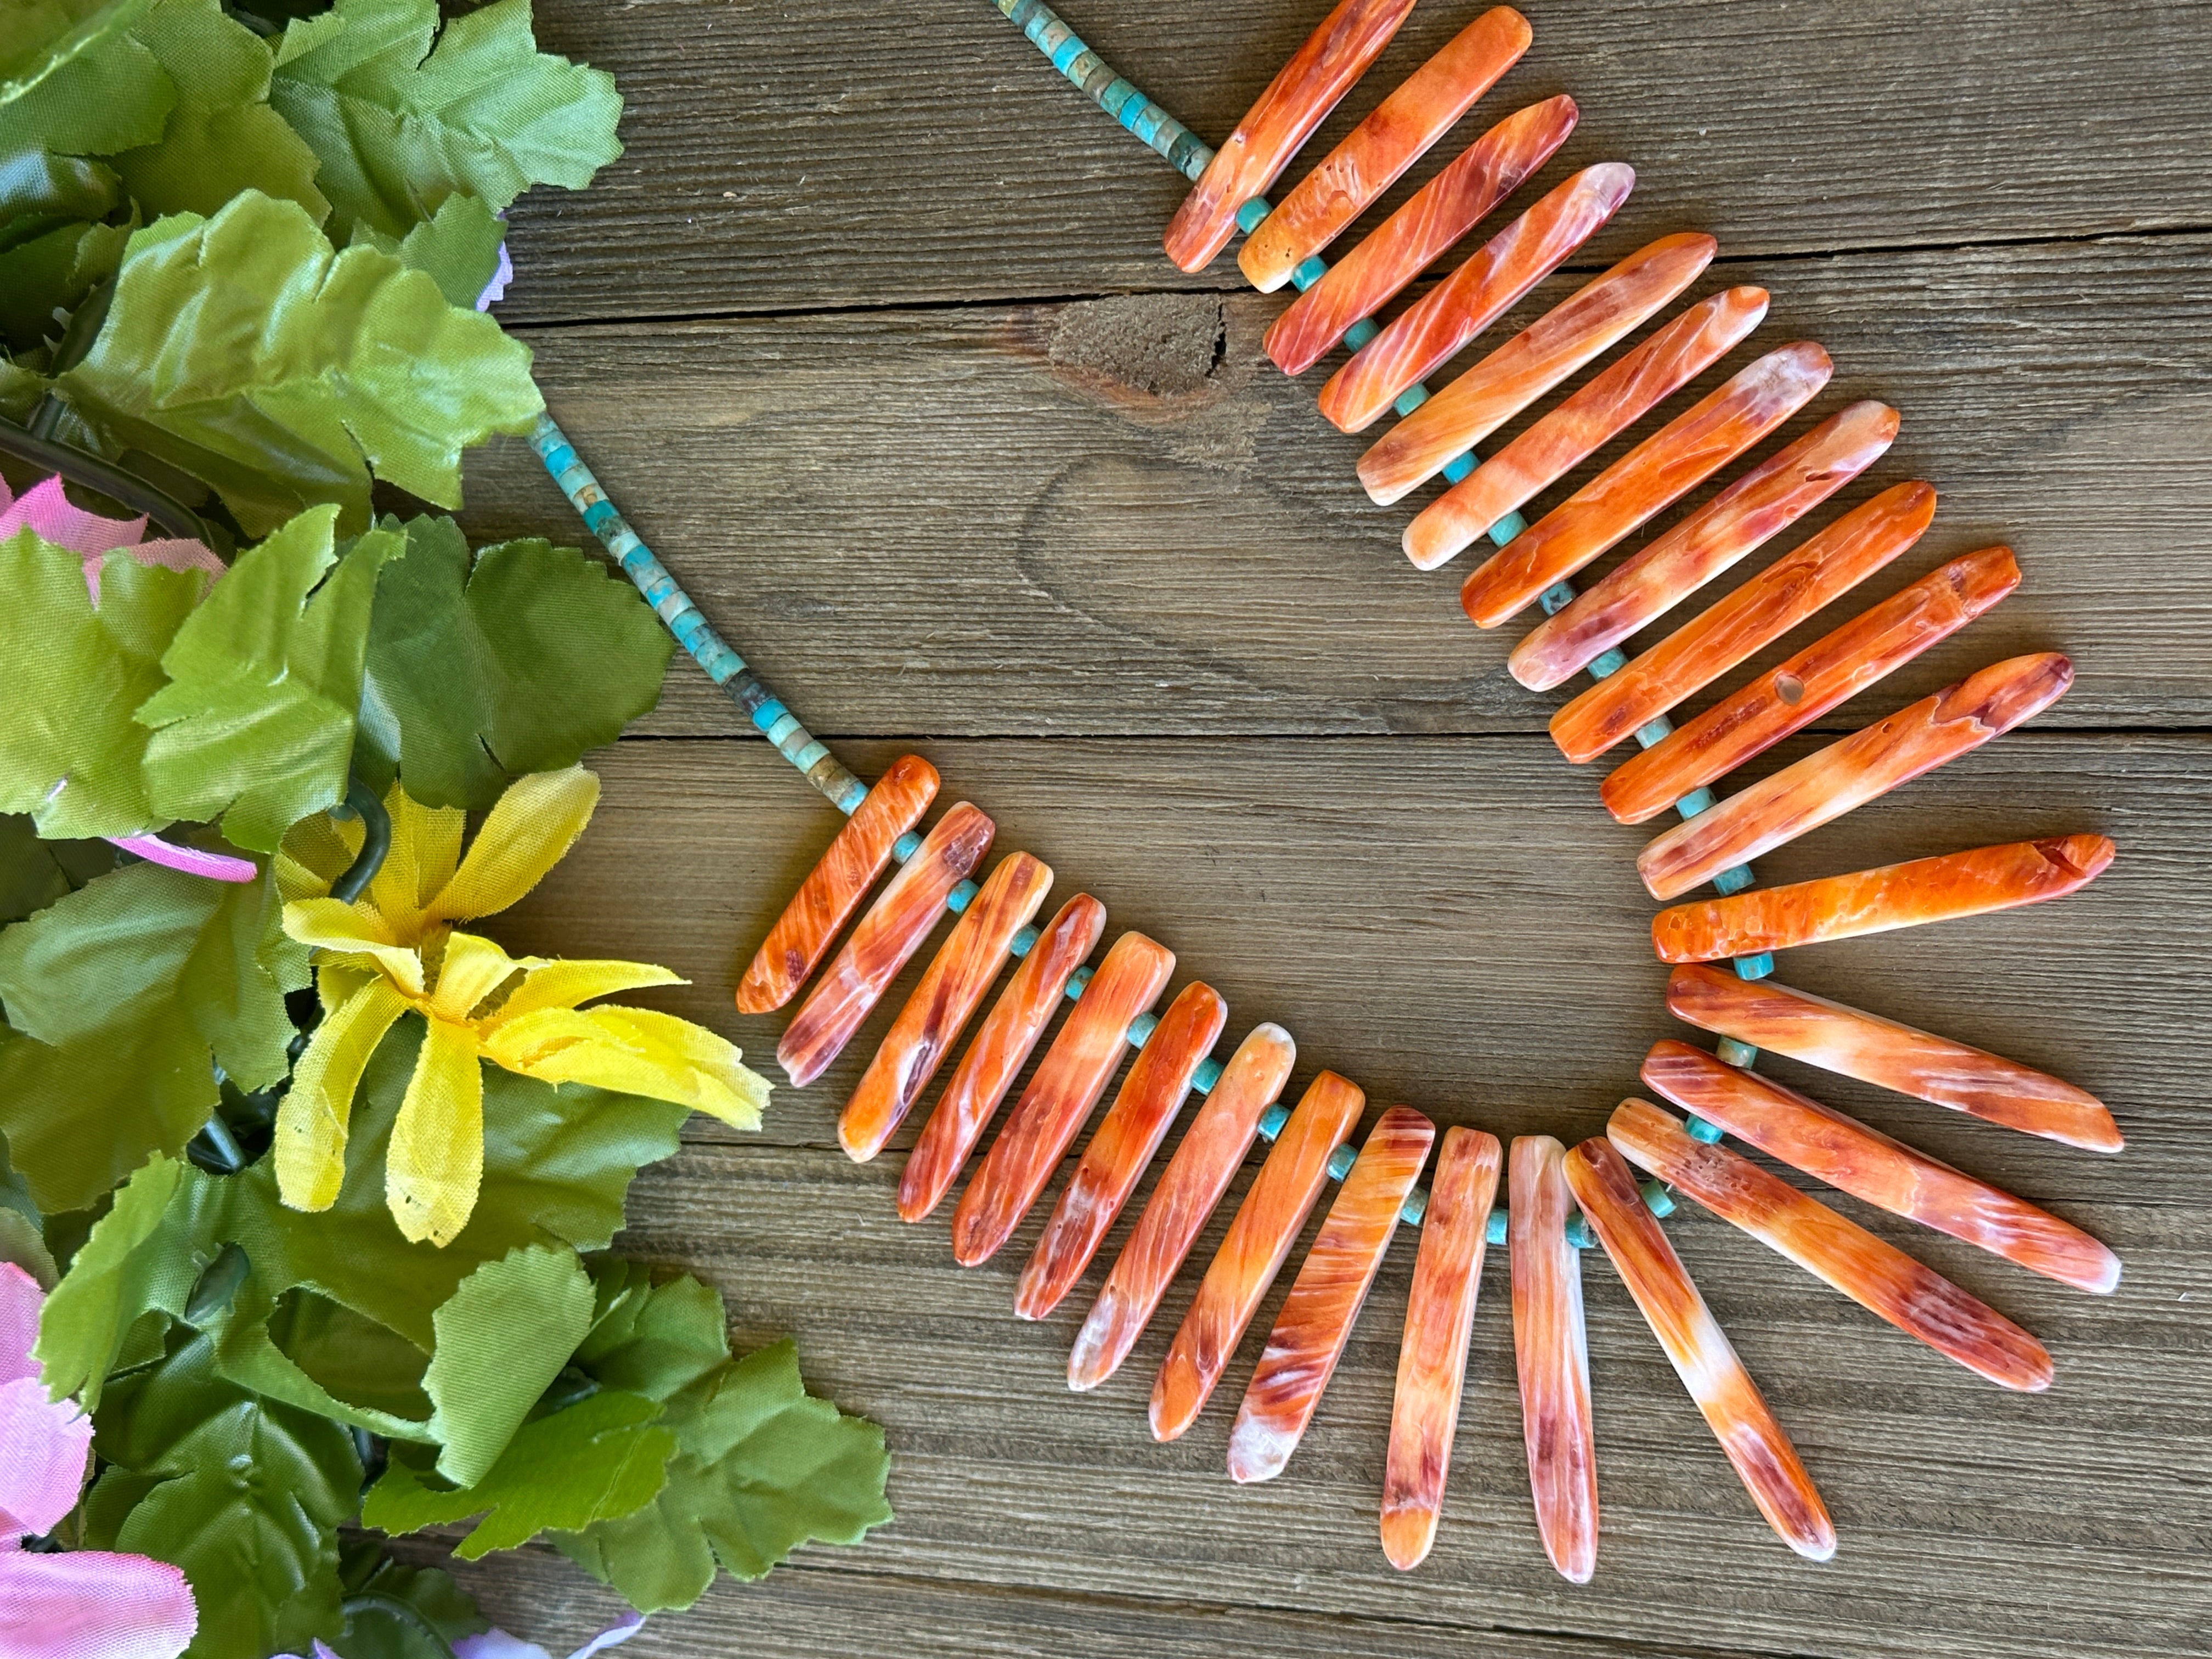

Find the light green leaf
[[136, 505, 404, 852], [105, 0, 329, 222], [88, 1328, 360, 1659], [425, 1242, 593, 1483], [0, 861, 296, 1213], [0, 351, 47, 418], [55, 190, 543, 537], [32, 1153, 210, 1404], [354, 188, 504, 309], [0, 0, 155, 104], [0, 144, 123, 243], [207, 1278, 437, 1441], [0, 527, 201, 838], [365, 1387, 676, 1559], [0, 813, 116, 924], [356, 515, 672, 810], [574, 1257, 731, 1403], [271, 0, 622, 242], [0, 23, 171, 155]]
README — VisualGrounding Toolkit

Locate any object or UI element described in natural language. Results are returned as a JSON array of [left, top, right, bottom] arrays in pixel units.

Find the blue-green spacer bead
[[1236, 197, 1273, 234], [1734, 952, 1775, 981], [1325, 1143, 1357, 1181], [1394, 383, 1430, 417], [1587, 647, 1629, 680], [1400, 1187, 1429, 1227], [1686, 1115, 1723, 1144], [1712, 864, 1756, 896], [1488, 509, 1528, 546], [1290, 255, 1328, 292], [1674, 786, 1717, 819], [1537, 579, 1578, 616], [1191, 1056, 1223, 1092], [1343, 316, 1380, 349], [1485, 1207, 1508, 1246], [1639, 1177, 1676, 1218], [750, 698, 788, 733], [1125, 1011, 1159, 1048], [1007, 924, 1039, 958], [1634, 716, 1675, 748], [1441, 450, 1476, 484], [1256, 1103, 1290, 1143], [1064, 964, 1094, 1000], [891, 831, 922, 863], [1564, 1211, 1596, 1249], [1716, 1036, 1759, 1068], [946, 879, 979, 915]]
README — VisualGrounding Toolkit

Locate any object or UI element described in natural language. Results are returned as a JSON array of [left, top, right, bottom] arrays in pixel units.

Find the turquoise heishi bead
[[1564, 1212, 1595, 1249], [1588, 647, 1629, 679], [1487, 509, 1528, 545], [1485, 1207, 1508, 1246], [1441, 451, 1476, 484], [1191, 1057, 1223, 1092], [1236, 197, 1273, 233], [1065, 965, 1094, 1001], [1394, 383, 1430, 417], [1639, 1178, 1676, 1218], [1635, 716, 1675, 748], [946, 879, 978, 914], [1716, 1037, 1758, 1068], [1686, 1115, 1723, 1144], [1344, 317, 1380, 349], [1675, 786, 1717, 819], [1400, 1187, 1429, 1227], [1257, 1103, 1291, 1143], [1325, 1143, 1357, 1181], [892, 831, 923, 862], [1538, 580, 1578, 616], [1291, 255, 1328, 291], [1008, 925, 1039, 958], [1125, 1011, 1159, 1048], [1735, 952, 1776, 980], [1713, 864, 1756, 896]]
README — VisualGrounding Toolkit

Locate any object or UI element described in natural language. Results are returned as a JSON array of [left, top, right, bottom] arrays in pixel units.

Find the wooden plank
[[500, 0, 2212, 322], [462, 234, 2212, 740]]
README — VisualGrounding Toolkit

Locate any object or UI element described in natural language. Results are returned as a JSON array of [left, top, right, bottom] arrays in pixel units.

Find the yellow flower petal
[[274, 978, 408, 1213], [368, 782, 465, 939], [428, 930, 537, 1023], [482, 1005, 768, 1131], [275, 811, 365, 902], [386, 1017, 486, 1248], [284, 898, 426, 997], [482, 958, 685, 1028], [315, 960, 376, 1016], [429, 765, 600, 924]]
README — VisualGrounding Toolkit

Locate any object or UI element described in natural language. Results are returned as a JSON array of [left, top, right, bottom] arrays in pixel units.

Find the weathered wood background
[[419, 1, 2212, 1653]]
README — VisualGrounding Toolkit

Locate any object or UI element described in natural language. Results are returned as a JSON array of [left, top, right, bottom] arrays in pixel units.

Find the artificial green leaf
[[329, 1543, 490, 1659], [356, 515, 672, 809], [359, 188, 504, 309], [0, 813, 115, 923], [0, 861, 297, 1212], [89, 1328, 360, 1659], [0, 210, 130, 353], [32, 1153, 208, 1404], [54, 190, 543, 536], [0, 144, 122, 246], [0, 1130, 58, 1286], [210, 1279, 436, 1440], [555, 1338, 894, 1611], [0, 0, 155, 104], [271, 0, 622, 242], [136, 505, 403, 851], [0, 527, 201, 838], [104, 0, 329, 221], [0, 351, 47, 417], [425, 1242, 594, 1483], [365, 1386, 676, 1559], [574, 1257, 731, 1404], [0, 22, 171, 155]]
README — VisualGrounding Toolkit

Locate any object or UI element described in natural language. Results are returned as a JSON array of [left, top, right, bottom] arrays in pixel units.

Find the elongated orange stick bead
[[1640, 1041, 2121, 1295], [1639, 652, 2074, 900], [1360, 233, 1716, 506], [1607, 1098, 2054, 1390], [949, 932, 1173, 1266], [1015, 981, 1227, 1321], [1229, 1105, 1435, 1483], [1151, 1072, 1365, 1441], [1509, 1135, 1598, 1584], [1163, 0, 1417, 273], [899, 894, 1105, 1222], [1510, 400, 1901, 690], [1408, 285, 1767, 571], [1267, 96, 1578, 377], [1460, 342, 1831, 627], [839, 851, 1053, 1161], [1240, 6, 1532, 292], [1564, 1136, 1836, 1560], [777, 803, 994, 1087], [1381, 1126, 1502, 1570], [1068, 1024, 1297, 1391], [1651, 833, 2115, 963], [1552, 482, 1937, 764], [1321, 165, 1635, 433], [738, 754, 938, 1013], [1605, 546, 2022, 824], [1664, 963, 2123, 1153]]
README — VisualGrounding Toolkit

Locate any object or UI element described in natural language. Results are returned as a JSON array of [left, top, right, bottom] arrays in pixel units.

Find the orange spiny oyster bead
[[1508, 1134, 1598, 1583]]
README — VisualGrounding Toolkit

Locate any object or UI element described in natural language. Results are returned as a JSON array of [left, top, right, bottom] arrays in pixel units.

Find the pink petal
[[0, 1379, 89, 1541], [0, 1549, 198, 1659], [0, 1266, 39, 1386], [0, 477, 144, 559], [104, 837, 258, 884]]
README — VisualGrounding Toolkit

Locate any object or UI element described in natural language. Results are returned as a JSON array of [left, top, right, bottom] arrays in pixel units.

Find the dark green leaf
[[34, 1154, 212, 1404], [270, 0, 622, 242], [90, 1328, 360, 1659], [330, 1544, 489, 1659], [367, 188, 503, 309], [0, 212, 129, 354], [0, 812, 115, 924], [356, 515, 672, 809], [136, 505, 404, 851], [55, 190, 542, 536]]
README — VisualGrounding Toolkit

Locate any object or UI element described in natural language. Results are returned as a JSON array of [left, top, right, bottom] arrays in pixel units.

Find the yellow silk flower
[[274, 765, 769, 1247]]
